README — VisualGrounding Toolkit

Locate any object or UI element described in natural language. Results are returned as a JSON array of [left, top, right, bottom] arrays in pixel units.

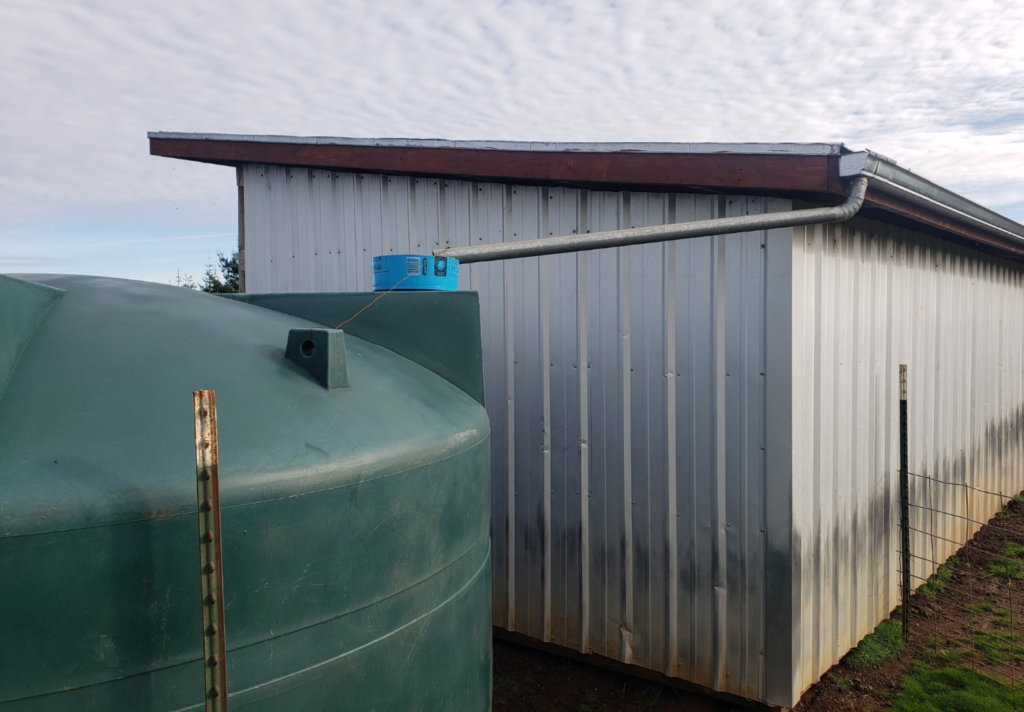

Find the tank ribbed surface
[[0, 274, 491, 711]]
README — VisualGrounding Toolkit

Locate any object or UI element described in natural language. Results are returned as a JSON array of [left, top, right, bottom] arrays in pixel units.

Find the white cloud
[[1, 0, 1022, 234]]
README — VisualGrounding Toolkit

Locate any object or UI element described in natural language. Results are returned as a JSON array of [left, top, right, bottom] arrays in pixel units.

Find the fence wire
[[901, 468, 1024, 691]]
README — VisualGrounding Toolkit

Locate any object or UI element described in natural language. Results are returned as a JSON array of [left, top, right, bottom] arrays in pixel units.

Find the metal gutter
[[437, 178, 869, 264], [840, 151, 1024, 246]]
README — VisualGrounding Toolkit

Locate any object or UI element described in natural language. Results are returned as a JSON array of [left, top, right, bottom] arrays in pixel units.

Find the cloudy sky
[[2, 0, 1022, 283]]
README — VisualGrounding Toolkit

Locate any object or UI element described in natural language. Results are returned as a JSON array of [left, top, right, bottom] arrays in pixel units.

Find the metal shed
[[151, 133, 1024, 708]]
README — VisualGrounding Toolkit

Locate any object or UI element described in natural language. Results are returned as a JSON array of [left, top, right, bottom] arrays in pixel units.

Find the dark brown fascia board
[[862, 189, 1024, 261], [149, 136, 832, 193], [149, 136, 1023, 262]]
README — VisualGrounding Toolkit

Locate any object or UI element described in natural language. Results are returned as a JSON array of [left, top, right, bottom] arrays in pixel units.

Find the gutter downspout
[[436, 177, 869, 263]]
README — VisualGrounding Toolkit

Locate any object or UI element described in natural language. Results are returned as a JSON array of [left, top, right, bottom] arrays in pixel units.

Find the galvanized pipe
[[435, 176, 869, 264]]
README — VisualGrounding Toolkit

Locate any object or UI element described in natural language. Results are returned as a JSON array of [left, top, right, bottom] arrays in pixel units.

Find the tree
[[174, 268, 198, 290], [216, 251, 239, 292], [173, 250, 239, 292], [199, 250, 240, 293]]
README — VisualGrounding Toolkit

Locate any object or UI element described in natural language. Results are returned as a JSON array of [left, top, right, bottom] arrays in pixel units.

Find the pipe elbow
[[835, 176, 869, 220]]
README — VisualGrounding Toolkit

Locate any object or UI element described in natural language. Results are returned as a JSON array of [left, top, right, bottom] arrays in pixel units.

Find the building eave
[[148, 132, 1024, 262]]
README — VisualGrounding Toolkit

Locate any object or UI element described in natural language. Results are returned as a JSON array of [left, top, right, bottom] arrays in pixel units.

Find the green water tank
[[0, 274, 491, 711]]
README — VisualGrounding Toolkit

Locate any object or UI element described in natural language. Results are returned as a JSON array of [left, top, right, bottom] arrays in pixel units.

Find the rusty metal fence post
[[194, 390, 229, 711], [899, 365, 910, 643]]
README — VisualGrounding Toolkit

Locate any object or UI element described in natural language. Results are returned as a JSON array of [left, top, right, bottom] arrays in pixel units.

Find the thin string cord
[[334, 272, 414, 330]]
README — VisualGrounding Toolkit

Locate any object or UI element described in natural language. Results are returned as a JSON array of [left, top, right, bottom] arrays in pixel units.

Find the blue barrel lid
[[372, 254, 459, 291]]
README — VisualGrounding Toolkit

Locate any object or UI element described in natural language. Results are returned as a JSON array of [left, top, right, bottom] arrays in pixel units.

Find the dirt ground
[[493, 498, 1024, 712], [493, 633, 907, 712], [790, 629, 910, 712], [492, 639, 734, 711], [796, 496, 1024, 711]]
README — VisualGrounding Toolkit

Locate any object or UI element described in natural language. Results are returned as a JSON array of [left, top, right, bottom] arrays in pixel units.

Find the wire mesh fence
[[899, 365, 1024, 691], [901, 472, 1024, 690]]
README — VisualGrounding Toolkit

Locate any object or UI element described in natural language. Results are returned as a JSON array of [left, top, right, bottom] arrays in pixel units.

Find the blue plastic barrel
[[372, 254, 460, 291]]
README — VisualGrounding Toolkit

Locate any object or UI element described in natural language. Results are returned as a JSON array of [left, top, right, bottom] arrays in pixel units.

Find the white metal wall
[[241, 163, 1024, 707], [242, 164, 795, 703], [790, 217, 1024, 698]]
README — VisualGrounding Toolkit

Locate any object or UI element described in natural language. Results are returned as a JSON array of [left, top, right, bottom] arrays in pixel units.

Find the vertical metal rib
[[504, 185, 517, 629], [541, 226, 553, 642], [664, 237, 680, 674], [620, 236, 634, 663], [578, 249, 591, 653], [712, 221, 729, 688]]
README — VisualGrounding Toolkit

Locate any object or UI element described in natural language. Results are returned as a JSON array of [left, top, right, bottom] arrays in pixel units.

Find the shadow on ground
[[492, 639, 734, 712]]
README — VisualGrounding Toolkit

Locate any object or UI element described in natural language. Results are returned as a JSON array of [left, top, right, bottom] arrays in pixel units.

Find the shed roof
[[149, 132, 1024, 261]]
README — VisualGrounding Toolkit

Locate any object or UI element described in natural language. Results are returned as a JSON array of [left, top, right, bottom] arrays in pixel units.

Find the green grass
[[492, 675, 517, 707], [996, 497, 1022, 519], [987, 543, 1024, 579], [883, 496, 1024, 709], [641, 684, 664, 708], [987, 560, 1024, 579], [844, 619, 907, 668], [924, 634, 965, 665], [933, 648, 963, 664], [576, 690, 598, 712], [966, 629, 1024, 665], [830, 672, 851, 691], [919, 556, 959, 596], [968, 602, 997, 614], [992, 608, 1017, 630], [1006, 541, 1024, 558], [887, 663, 1024, 711], [999, 496, 1024, 517]]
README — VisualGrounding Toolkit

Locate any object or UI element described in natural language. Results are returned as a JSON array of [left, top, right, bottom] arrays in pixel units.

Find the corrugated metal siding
[[241, 163, 1024, 707], [242, 164, 793, 703], [790, 217, 1024, 700]]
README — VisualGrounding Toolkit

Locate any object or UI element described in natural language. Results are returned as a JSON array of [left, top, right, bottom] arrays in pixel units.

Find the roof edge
[[148, 132, 1024, 261], [149, 134, 839, 194], [147, 132, 848, 156]]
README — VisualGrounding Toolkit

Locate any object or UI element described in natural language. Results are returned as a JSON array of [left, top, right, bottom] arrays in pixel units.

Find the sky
[[2, 0, 1022, 284]]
